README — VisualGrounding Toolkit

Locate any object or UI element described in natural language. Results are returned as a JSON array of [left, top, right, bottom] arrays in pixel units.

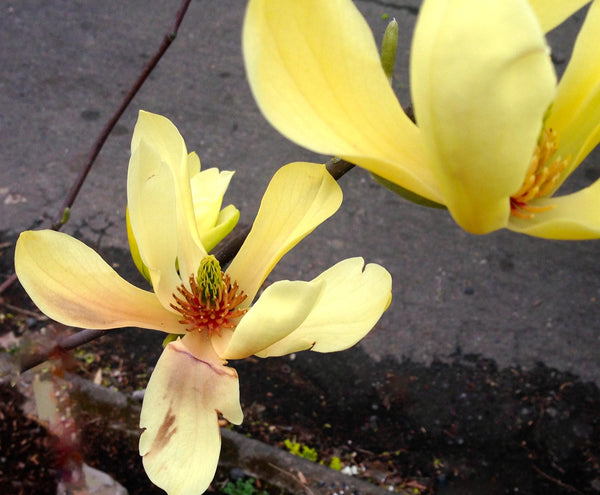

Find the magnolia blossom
[[243, 0, 600, 238], [15, 111, 392, 494]]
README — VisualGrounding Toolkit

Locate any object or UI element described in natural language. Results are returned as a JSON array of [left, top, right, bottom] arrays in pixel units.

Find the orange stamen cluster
[[510, 128, 569, 219], [170, 273, 248, 336]]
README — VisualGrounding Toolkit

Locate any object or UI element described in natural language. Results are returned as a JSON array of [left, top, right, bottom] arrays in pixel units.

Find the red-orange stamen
[[170, 273, 248, 336]]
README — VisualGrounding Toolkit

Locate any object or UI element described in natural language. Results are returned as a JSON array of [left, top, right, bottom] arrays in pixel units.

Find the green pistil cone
[[197, 255, 223, 303]]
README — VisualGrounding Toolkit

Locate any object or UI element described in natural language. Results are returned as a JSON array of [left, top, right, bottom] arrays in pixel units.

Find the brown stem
[[211, 224, 251, 266], [0, 273, 17, 296], [326, 157, 355, 180], [19, 329, 114, 372]]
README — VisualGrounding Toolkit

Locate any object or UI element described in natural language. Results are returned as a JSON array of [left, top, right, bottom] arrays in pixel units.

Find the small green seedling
[[222, 477, 268, 495], [283, 438, 318, 462]]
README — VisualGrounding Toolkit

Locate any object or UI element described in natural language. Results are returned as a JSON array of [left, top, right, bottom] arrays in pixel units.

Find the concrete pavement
[[1, 0, 599, 385]]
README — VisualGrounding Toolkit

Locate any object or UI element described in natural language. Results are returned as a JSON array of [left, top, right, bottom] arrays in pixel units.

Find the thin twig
[[50, 0, 193, 231], [326, 157, 355, 180], [20, 329, 114, 372], [211, 224, 251, 267], [1, 301, 48, 320], [267, 463, 316, 495], [531, 465, 582, 494], [0, 274, 16, 296], [0, 0, 193, 299]]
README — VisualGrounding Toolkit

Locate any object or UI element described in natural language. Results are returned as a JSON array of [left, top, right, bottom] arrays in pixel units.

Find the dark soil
[[1, 232, 599, 494]]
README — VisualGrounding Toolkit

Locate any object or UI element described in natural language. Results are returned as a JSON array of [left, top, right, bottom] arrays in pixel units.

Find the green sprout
[[222, 478, 268, 495], [328, 456, 343, 471], [283, 438, 318, 462]]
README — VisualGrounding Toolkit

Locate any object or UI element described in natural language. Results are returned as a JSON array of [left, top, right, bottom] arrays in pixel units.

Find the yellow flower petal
[[132, 111, 194, 188], [191, 167, 234, 232], [528, 0, 591, 32], [508, 178, 600, 239], [140, 337, 242, 495], [226, 162, 342, 303], [190, 167, 240, 251], [243, 0, 441, 203], [186, 149, 201, 177], [200, 205, 240, 253], [218, 279, 324, 360], [256, 258, 392, 357], [411, 0, 556, 234], [129, 112, 206, 295], [547, 0, 600, 177], [14, 230, 182, 332], [127, 139, 182, 306]]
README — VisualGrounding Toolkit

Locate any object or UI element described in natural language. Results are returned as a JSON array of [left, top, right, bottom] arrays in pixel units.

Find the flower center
[[170, 256, 248, 336], [510, 128, 569, 219]]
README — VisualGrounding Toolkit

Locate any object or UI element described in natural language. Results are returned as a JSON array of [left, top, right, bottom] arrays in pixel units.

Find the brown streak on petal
[[147, 406, 177, 457]]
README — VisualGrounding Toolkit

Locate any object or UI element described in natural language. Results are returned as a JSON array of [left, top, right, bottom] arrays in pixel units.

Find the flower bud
[[380, 18, 398, 84]]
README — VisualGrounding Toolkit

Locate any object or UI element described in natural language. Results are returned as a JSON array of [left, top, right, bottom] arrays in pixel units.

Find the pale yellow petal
[[127, 139, 182, 306], [411, 0, 556, 234], [191, 167, 239, 251], [132, 111, 188, 180], [130, 111, 206, 289], [15, 230, 182, 333], [256, 258, 392, 357], [140, 337, 242, 495], [200, 205, 240, 253], [187, 150, 201, 177], [218, 279, 324, 360], [226, 162, 341, 304], [191, 168, 235, 232], [552, 89, 600, 188], [547, 0, 600, 180], [508, 178, 600, 239], [243, 0, 441, 203], [528, 0, 590, 32]]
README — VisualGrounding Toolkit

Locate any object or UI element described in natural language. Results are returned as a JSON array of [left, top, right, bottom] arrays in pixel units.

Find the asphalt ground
[[1, 0, 599, 387]]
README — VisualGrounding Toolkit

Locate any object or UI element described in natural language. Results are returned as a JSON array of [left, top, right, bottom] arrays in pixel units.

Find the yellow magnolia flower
[[243, 0, 600, 239], [15, 112, 392, 494]]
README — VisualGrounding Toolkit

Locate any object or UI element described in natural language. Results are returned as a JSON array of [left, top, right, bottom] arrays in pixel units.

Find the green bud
[[60, 207, 71, 226], [197, 255, 223, 303], [380, 18, 399, 84]]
